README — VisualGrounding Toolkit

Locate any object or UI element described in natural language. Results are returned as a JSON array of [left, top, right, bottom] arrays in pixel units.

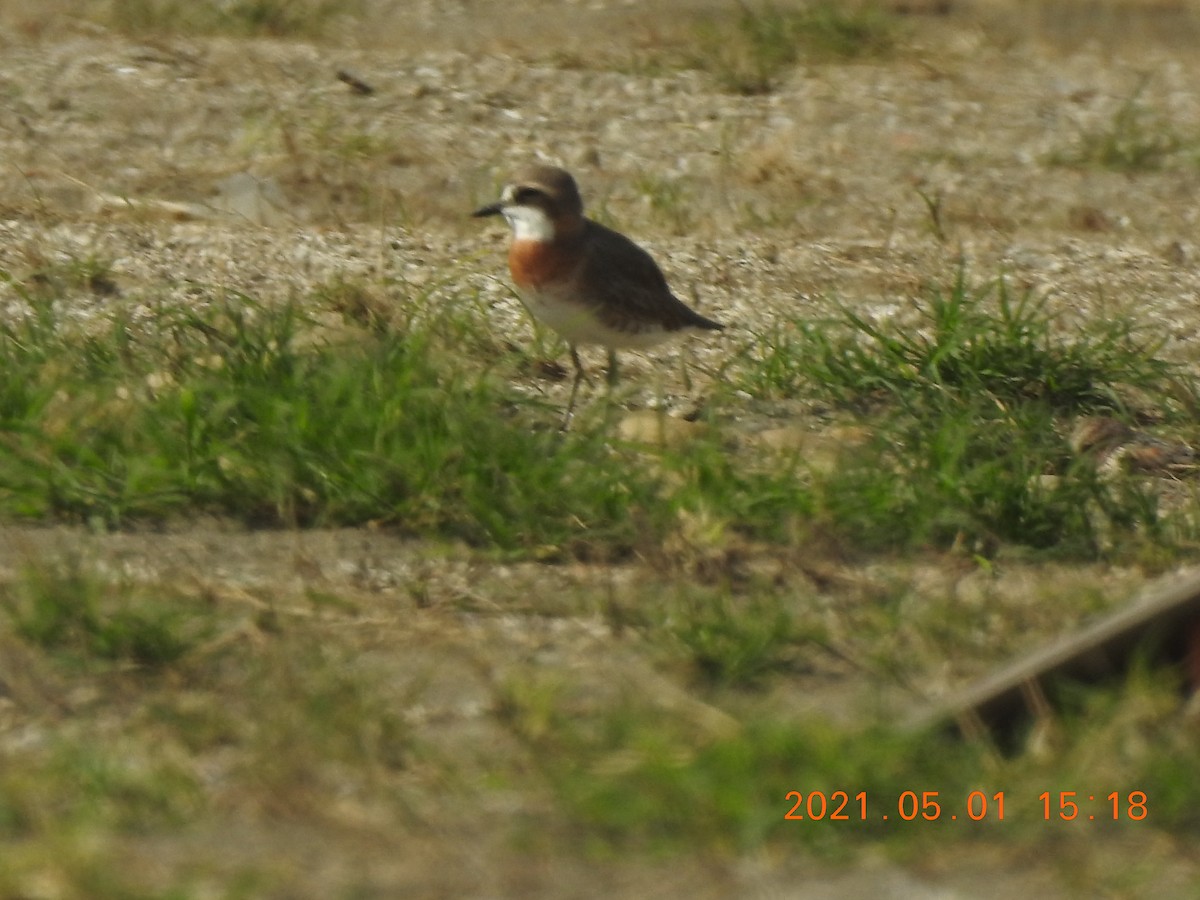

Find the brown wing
[[574, 220, 723, 334]]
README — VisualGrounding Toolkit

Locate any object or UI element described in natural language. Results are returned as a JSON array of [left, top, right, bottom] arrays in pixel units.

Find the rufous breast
[[508, 238, 577, 291]]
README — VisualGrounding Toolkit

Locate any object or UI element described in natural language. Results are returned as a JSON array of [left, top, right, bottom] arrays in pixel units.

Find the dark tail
[[687, 307, 725, 332]]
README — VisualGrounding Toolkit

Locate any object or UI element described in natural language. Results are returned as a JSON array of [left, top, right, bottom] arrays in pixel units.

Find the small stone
[[617, 410, 707, 447]]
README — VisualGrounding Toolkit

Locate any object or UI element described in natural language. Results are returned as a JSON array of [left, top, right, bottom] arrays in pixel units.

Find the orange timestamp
[[784, 790, 1148, 822]]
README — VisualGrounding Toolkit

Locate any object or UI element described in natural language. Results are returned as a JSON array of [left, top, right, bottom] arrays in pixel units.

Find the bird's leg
[[562, 344, 588, 430], [679, 347, 693, 392], [602, 349, 622, 421]]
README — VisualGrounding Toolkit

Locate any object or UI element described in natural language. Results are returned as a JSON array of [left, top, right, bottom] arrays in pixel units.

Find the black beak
[[472, 202, 504, 218]]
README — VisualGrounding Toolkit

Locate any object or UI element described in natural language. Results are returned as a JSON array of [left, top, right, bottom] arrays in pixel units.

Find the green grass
[[0, 558, 416, 897], [746, 269, 1174, 411], [1, 545, 1195, 895], [219, 632, 415, 803], [738, 269, 1196, 558], [633, 173, 695, 235], [0, 264, 827, 561], [1050, 77, 1191, 172], [105, 0, 361, 38], [0, 564, 210, 843], [240, 108, 420, 226], [551, 718, 949, 852], [0, 262, 1194, 564], [666, 590, 815, 688], [0, 279, 666, 554], [692, 1, 899, 94], [497, 661, 1200, 856], [2, 560, 203, 667], [11, 741, 203, 835], [19, 253, 119, 300]]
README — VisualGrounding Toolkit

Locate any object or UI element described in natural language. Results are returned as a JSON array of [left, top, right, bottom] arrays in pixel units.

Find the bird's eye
[[513, 186, 542, 204]]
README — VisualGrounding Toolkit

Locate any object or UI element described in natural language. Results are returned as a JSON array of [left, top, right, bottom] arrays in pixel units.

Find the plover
[[1070, 416, 1197, 477], [473, 165, 724, 424]]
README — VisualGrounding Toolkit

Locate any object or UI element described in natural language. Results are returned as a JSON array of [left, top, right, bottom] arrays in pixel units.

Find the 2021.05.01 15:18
[[784, 791, 1149, 822]]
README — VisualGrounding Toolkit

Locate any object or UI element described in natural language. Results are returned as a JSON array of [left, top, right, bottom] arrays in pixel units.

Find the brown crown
[[508, 165, 584, 219]]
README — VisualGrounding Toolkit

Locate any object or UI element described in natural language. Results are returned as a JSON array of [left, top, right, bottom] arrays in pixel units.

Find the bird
[[1069, 415, 1197, 477], [472, 164, 724, 426]]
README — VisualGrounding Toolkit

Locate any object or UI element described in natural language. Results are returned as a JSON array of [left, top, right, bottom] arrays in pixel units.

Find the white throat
[[502, 204, 556, 242]]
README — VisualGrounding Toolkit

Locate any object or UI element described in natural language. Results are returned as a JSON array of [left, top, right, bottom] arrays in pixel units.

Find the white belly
[[519, 287, 676, 350]]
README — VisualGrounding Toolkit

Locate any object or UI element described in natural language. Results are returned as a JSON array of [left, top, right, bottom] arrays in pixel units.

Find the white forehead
[[501, 183, 518, 203]]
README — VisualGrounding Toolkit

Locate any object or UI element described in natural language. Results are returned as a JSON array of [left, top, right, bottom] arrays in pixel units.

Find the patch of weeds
[[1051, 77, 1189, 172], [1, 560, 203, 668], [409, 277, 527, 363], [528, 666, 1195, 857], [1139, 723, 1200, 831], [915, 184, 949, 244], [988, 666, 1200, 839], [0, 289, 666, 556], [52, 742, 203, 832], [738, 269, 1191, 557], [531, 703, 978, 853], [637, 436, 822, 581], [662, 436, 817, 548], [329, 128, 398, 164], [693, 2, 898, 94], [667, 591, 814, 688], [291, 110, 410, 166], [633, 173, 694, 235], [9, 253, 119, 300], [106, 0, 361, 39], [259, 109, 413, 223], [236, 640, 414, 805], [314, 276, 395, 334], [0, 740, 202, 837], [780, 271, 1173, 412], [146, 694, 245, 756], [817, 399, 1156, 555], [743, 269, 1172, 408], [735, 320, 815, 402], [495, 670, 571, 744]]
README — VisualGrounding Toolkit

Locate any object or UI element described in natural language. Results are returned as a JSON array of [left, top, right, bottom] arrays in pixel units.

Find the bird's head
[[472, 165, 585, 242]]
